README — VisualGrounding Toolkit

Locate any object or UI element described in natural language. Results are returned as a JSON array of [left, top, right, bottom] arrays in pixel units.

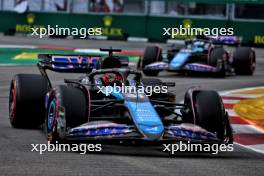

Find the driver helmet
[[102, 73, 122, 86]]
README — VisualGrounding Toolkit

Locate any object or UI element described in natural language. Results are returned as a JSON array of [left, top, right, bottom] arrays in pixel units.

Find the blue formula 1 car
[[138, 36, 256, 77], [9, 49, 233, 146]]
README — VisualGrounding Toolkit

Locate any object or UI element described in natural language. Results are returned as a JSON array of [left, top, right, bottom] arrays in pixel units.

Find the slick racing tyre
[[194, 90, 225, 140], [233, 47, 256, 75], [9, 74, 48, 128], [46, 85, 89, 142], [209, 47, 227, 77], [142, 46, 162, 76]]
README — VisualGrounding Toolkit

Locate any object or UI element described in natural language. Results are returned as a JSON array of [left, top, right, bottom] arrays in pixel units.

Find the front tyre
[[9, 74, 48, 128], [194, 90, 226, 140], [46, 85, 89, 143], [209, 47, 227, 78]]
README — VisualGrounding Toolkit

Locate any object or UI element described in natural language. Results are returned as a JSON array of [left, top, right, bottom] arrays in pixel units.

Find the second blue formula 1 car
[[9, 49, 233, 147], [138, 36, 256, 77]]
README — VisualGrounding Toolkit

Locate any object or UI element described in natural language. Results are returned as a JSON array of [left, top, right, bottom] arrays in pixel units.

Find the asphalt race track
[[0, 36, 264, 176]]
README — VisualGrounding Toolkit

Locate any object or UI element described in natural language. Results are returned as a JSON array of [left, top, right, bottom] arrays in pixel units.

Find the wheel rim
[[47, 98, 56, 142], [47, 99, 56, 132]]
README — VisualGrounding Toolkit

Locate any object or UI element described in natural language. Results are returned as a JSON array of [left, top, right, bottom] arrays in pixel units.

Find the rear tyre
[[233, 47, 256, 75], [9, 74, 48, 128], [46, 85, 89, 142], [142, 46, 162, 76], [194, 90, 225, 140]]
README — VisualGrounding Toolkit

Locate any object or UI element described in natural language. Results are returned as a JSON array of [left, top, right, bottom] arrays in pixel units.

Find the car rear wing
[[207, 36, 242, 46], [38, 54, 101, 73], [38, 53, 129, 73]]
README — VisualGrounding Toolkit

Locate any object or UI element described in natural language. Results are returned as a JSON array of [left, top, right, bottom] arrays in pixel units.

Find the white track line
[[0, 44, 36, 49], [221, 87, 264, 95], [74, 48, 104, 53], [226, 109, 238, 117], [0, 64, 35, 66], [232, 124, 264, 134], [222, 99, 240, 104], [222, 94, 263, 99]]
